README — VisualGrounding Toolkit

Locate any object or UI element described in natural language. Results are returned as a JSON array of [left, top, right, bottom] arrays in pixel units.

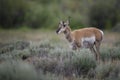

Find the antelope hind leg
[[95, 41, 101, 60]]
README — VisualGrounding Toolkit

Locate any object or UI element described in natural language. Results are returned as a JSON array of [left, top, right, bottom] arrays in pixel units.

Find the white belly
[[81, 36, 95, 48]]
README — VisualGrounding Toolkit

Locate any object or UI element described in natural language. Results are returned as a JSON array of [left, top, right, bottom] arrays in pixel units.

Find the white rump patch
[[99, 30, 104, 36], [81, 36, 95, 48]]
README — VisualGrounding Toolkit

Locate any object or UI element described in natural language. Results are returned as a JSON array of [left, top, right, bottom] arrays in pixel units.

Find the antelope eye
[[63, 24, 66, 27]]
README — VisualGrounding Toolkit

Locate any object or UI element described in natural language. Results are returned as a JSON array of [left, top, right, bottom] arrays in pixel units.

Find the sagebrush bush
[[0, 37, 120, 80], [114, 40, 120, 47], [0, 60, 38, 80], [0, 41, 30, 60], [38, 71, 66, 80], [31, 46, 96, 77], [100, 47, 120, 61], [63, 49, 96, 76], [0, 40, 29, 54], [95, 62, 120, 80], [100, 47, 111, 61]]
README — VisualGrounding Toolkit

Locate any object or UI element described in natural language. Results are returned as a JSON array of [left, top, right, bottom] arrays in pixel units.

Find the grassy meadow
[[0, 29, 120, 80], [1, 0, 120, 80]]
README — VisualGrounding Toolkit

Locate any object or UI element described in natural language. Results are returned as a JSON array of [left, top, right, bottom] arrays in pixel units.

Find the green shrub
[[0, 0, 28, 28], [100, 47, 120, 61], [114, 40, 120, 47], [100, 47, 111, 61], [70, 15, 86, 29], [26, 6, 52, 28], [0, 60, 38, 80], [28, 42, 97, 77], [65, 50, 96, 76], [38, 71, 65, 80], [37, 41, 96, 76], [89, 0, 120, 29], [25, 2, 59, 29], [0, 41, 30, 60], [0, 40, 29, 54], [95, 62, 120, 80]]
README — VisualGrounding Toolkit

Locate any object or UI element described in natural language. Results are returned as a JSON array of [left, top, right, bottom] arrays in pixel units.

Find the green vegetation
[[95, 62, 120, 80], [0, 0, 28, 28], [0, 60, 38, 80], [0, 0, 120, 79], [0, 0, 120, 30], [0, 30, 120, 80], [89, 0, 120, 29]]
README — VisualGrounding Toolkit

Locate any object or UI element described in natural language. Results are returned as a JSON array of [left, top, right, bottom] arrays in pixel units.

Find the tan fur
[[71, 27, 103, 46], [56, 20, 104, 61]]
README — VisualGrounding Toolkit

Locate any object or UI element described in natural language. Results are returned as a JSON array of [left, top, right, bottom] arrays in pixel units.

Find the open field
[[0, 29, 120, 80]]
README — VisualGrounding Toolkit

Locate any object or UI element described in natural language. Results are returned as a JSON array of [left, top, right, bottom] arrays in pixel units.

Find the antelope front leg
[[70, 42, 77, 50]]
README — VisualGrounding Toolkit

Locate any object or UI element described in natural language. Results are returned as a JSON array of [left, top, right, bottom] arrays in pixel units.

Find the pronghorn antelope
[[56, 20, 104, 60]]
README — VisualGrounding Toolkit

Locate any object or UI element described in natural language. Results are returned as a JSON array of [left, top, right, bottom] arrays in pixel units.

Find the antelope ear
[[66, 20, 69, 25]]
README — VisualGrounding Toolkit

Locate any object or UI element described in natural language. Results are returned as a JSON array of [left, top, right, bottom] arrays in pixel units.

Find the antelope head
[[56, 20, 69, 34]]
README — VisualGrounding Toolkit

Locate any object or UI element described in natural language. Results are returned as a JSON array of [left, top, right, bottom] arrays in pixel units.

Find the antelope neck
[[64, 27, 73, 42]]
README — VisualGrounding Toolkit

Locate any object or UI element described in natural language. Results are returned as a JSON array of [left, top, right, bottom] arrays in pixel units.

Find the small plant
[[100, 47, 111, 61], [67, 49, 96, 76], [0, 41, 29, 54], [100, 46, 120, 61], [0, 60, 38, 80], [95, 62, 120, 80]]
